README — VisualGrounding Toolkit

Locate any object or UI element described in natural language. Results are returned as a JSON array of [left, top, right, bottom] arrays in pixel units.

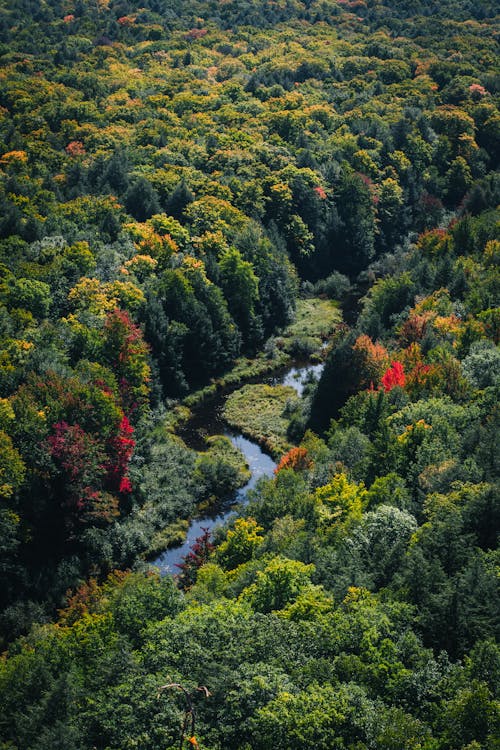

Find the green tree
[[242, 557, 315, 613], [125, 177, 160, 221], [217, 517, 264, 570], [219, 246, 261, 349], [330, 172, 376, 276], [7, 278, 52, 318]]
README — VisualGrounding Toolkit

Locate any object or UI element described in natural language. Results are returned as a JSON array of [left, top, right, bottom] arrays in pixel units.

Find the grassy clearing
[[288, 298, 342, 339], [280, 297, 341, 356], [223, 383, 298, 459]]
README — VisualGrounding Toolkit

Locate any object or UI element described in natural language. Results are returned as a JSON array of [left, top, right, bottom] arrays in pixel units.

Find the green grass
[[223, 383, 299, 459], [219, 350, 290, 385], [280, 297, 341, 354], [145, 519, 190, 559]]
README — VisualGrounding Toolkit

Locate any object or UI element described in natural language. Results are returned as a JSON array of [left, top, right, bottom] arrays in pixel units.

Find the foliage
[[0, 0, 498, 746], [275, 447, 312, 475], [381, 361, 406, 392], [195, 435, 251, 500]]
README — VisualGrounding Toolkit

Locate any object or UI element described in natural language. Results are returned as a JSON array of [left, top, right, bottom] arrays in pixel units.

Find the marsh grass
[[223, 383, 298, 459], [282, 298, 341, 354], [146, 519, 190, 559], [183, 351, 289, 408]]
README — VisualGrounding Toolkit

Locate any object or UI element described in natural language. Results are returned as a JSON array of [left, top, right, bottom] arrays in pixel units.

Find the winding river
[[153, 360, 324, 575]]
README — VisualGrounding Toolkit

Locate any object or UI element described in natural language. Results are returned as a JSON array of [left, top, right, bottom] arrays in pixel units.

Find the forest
[[0, 0, 498, 747]]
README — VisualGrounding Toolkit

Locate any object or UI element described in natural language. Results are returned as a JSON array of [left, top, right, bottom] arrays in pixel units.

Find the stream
[[153, 360, 324, 574]]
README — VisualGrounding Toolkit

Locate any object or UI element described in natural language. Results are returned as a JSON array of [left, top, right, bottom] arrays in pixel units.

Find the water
[[152, 360, 324, 574], [270, 362, 324, 395], [153, 433, 276, 575]]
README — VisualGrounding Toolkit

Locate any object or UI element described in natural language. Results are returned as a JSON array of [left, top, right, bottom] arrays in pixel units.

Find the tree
[[0, 429, 25, 500], [329, 172, 376, 277], [446, 156, 473, 205], [309, 331, 366, 432], [217, 518, 264, 570], [158, 265, 239, 387], [359, 505, 417, 587], [352, 334, 389, 387], [275, 447, 312, 475], [235, 225, 297, 335], [250, 682, 374, 750], [177, 529, 214, 589], [219, 247, 261, 350], [7, 278, 52, 318], [440, 681, 499, 749], [48, 420, 118, 528], [358, 272, 416, 339], [124, 177, 160, 221], [461, 340, 500, 389], [377, 177, 405, 251], [165, 179, 194, 219], [102, 308, 150, 417], [242, 556, 315, 613], [381, 361, 406, 391]]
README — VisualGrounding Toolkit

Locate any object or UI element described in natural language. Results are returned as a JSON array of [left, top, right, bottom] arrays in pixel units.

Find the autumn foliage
[[275, 447, 312, 474], [105, 415, 135, 495], [65, 141, 86, 157], [48, 414, 135, 524], [381, 361, 405, 391], [48, 421, 119, 524], [103, 309, 150, 416], [353, 334, 389, 387], [176, 528, 214, 588]]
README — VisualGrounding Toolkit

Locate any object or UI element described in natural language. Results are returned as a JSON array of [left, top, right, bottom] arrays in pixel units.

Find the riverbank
[[152, 432, 277, 575], [152, 357, 326, 573]]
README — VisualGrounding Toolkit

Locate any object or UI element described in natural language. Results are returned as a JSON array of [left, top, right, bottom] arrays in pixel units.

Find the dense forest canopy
[[0, 0, 498, 747]]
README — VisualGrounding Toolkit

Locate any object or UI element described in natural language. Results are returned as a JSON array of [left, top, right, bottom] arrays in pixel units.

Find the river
[[152, 360, 324, 574]]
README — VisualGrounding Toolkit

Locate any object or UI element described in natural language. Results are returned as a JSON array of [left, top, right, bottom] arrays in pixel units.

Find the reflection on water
[[271, 362, 324, 395], [152, 360, 324, 575]]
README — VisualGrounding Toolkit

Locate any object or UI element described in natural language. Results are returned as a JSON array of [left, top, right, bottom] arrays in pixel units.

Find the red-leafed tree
[[10, 372, 137, 538], [48, 421, 119, 526], [65, 140, 85, 157], [105, 415, 135, 495], [48, 421, 104, 488], [176, 529, 214, 589], [381, 361, 405, 391], [314, 186, 327, 200], [103, 309, 150, 418]]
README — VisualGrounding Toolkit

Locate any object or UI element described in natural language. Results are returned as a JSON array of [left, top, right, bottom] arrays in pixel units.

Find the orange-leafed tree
[[275, 447, 312, 474]]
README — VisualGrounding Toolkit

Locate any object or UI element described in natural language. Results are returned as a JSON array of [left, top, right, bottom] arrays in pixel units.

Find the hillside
[[0, 0, 498, 747]]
